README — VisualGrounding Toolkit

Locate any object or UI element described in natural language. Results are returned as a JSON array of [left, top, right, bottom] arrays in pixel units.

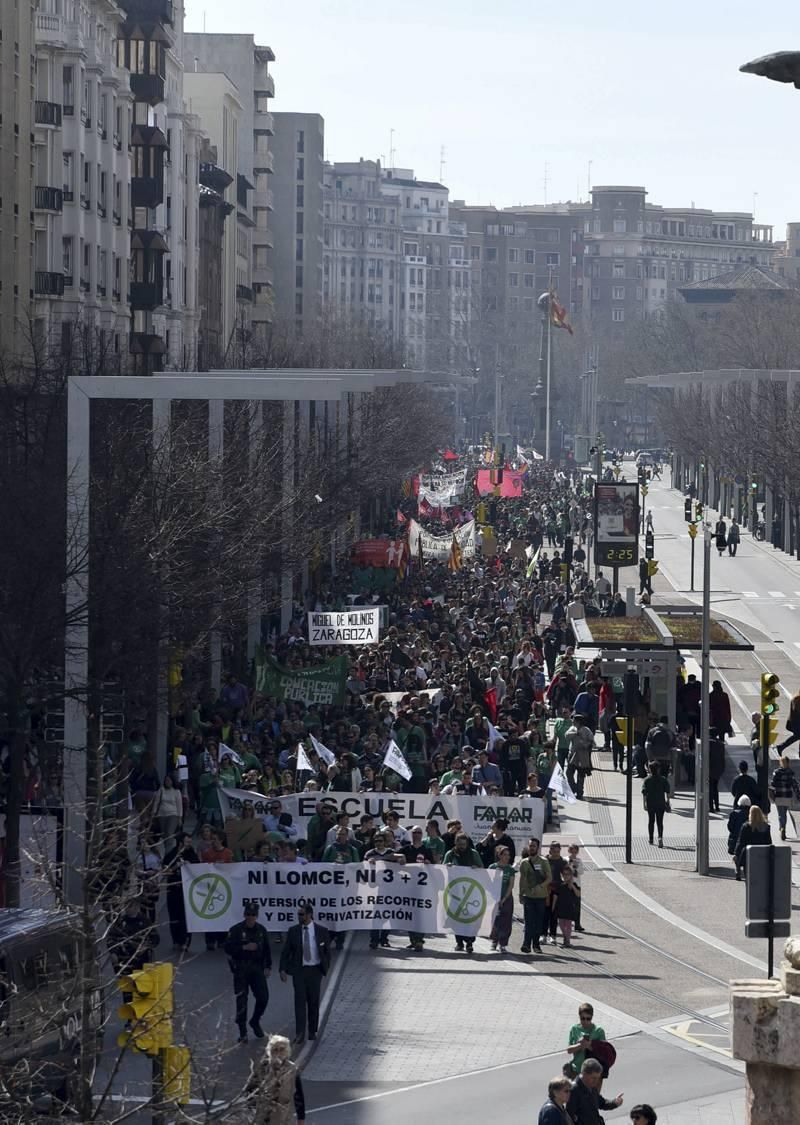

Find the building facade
[[773, 222, 800, 283], [0, 0, 36, 358], [184, 33, 276, 345], [270, 112, 324, 337]]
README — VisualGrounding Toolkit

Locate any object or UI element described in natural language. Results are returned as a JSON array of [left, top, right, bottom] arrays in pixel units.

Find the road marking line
[[769, 591, 785, 598], [742, 591, 758, 598], [737, 682, 759, 694]]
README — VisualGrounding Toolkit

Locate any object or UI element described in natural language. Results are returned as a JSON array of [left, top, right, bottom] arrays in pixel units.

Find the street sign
[[746, 844, 791, 977]]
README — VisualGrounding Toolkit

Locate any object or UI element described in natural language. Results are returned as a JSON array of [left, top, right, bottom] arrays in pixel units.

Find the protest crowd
[[100, 448, 679, 1122]]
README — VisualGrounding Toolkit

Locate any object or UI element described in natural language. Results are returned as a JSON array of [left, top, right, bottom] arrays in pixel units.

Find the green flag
[[254, 647, 348, 706]]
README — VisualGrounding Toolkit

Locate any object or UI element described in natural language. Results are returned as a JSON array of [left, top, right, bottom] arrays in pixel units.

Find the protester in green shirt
[[566, 1002, 606, 1076], [422, 818, 446, 862]]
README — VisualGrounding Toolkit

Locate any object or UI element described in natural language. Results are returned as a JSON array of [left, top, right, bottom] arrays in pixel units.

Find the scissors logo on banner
[[443, 877, 487, 925], [188, 873, 233, 920]]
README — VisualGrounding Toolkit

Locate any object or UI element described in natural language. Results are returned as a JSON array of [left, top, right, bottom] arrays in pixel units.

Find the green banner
[[254, 648, 348, 706]]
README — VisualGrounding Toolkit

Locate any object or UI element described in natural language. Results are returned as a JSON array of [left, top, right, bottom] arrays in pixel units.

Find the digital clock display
[[597, 544, 638, 567]]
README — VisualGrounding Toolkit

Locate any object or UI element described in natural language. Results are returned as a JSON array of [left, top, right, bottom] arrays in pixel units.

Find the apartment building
[[581, 185, 774, 330], [33, 0, 133, 365], [185, 73, 243, 353], [185, 33, 276, 342], [197, 141, 233, 368], [270, 112, 324, 337], [0, 0, 36, 358], [322, 159, 402, 336]]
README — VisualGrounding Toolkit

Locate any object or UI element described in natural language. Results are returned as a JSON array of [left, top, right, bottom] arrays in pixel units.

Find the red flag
[[442, 449, 459, 462], [484, 687, 497, 723], [550, 291, 574, 335]]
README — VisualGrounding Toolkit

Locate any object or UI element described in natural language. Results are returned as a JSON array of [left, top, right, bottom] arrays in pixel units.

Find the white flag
[[296, 743, 314, 772], [219, 743, 244, 766], [383, 738, 412, 781], [310, 733, 336, 766], [549, 760, 577, 805], [487, 721, 500, 751]]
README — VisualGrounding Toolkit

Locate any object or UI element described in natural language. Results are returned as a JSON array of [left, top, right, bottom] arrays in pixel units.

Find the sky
[[184, 0, 800, 235]]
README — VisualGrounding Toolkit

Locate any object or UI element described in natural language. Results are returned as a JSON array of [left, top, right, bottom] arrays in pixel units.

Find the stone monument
[[731, 936, 800, 1122]]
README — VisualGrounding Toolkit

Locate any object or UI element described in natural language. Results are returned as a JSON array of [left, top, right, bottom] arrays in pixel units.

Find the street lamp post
[[696, 523, 712, 876]]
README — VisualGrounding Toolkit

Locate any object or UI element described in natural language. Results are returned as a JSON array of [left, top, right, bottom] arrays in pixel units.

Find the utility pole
[[696, 524, 711, 876]]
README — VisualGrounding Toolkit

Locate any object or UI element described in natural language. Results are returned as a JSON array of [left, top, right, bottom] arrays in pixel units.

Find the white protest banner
[[219, 789, 546, 846], [296, 743, 314, 772], [308, 607, 382, 646], [408, 519, 476, 562], [383, 739, 412, 781], [418, 482, 462, 507], [309, 733, 336, 766], [549, 761, 577, 805], [182, 861, 501, 937]]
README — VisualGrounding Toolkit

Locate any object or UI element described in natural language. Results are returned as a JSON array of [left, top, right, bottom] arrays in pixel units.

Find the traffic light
[[645, 531, 655, 560], [647, 560, 659, 577], [117, 963, 174, 1055], [763, 716, 780, 746], [684, 497, 693, 522], [696, 502, 704, 518], [615, 717, 630, 744], [760, 673, 780, 715], [163, 1045, 192, 1104]]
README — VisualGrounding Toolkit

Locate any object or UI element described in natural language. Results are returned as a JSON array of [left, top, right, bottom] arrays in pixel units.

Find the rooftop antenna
[[389, 128, 396, 172]]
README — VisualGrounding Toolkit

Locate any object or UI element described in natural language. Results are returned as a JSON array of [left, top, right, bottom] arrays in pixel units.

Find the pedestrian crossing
[[740, 590, 800, 600]]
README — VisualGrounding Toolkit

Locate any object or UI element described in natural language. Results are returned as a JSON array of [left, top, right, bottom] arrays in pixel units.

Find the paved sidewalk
[[304, 934, 641, 1083], [653, 1091, 744, 1125]]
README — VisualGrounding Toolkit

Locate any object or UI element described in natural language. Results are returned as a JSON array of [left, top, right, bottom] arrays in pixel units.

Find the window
[[296, 211, 304, 234], [296, 157, 304, 180], [98, 170, 107, 215], [524, 273, 534, 288], [98, 93, 107, 138], [525, 249, 535, 264], [62, 65, 74, 113], [613, 261, 624, 278], [508, 248, 519, 263], [296, 185, 304, 208], [295, 266, 303, 288], [613, 218, 626, 233], [508, 272, 519, 287], [296, 129, 305, 153], [295, 292, 303, 314], [612, 308, 624, 322], [524, 297, 534, 312], [485, 247, 497, 262], [612, 285, 625, 300], [546, 253, 560, 266], [612, 245, 625, 257], [470, 246, 481, 260], [62, 152, 74, 200], [295, 238, 303, 261], [62, 236, 73, 282], [509, 296, 519, 309]]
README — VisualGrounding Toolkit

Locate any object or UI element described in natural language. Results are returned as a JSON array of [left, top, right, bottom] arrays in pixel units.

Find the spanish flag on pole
[[550, 290, 574, 335], [447, 532, 463, 572]]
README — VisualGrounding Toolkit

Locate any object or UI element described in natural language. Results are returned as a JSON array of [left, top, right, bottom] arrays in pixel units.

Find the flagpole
[[545, 290, 552, 462]]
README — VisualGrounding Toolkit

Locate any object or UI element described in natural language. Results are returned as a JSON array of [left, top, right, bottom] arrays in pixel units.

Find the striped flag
[[550, 290, 574, 335], [447, 532, 463, 572]]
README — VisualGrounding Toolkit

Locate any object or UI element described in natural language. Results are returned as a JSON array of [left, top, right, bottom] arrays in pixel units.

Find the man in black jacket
[[224, 903, 271, 1043], [567, 1059, 623, 1124], [279, 904, 331, 1046]]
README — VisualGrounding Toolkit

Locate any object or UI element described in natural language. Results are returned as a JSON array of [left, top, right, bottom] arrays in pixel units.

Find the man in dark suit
[[279, 903, 331, 1046]]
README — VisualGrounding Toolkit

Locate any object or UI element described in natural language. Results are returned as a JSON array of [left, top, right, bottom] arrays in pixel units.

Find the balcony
[[113, 209, 121, 225], [121, 0, 174, 24], [129, 73, 165, 105], [35, 186, 64, 212], [35, 12, 67, 47], [254, 71, 275, 98], [34, 271, 65, 297], [236, 284, 254, 303], [129, 331, 165, 356], [129, 281, 163, 309], [253, 109, 274, 135], [252, 227, 274, 250], [35, 100, 63, 127], [252, 264, 274, 287], [253, 188, 274, 211], [252, 149, 274, 175], [131, 176, 163, 209], [199, 162, 233, 194]]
